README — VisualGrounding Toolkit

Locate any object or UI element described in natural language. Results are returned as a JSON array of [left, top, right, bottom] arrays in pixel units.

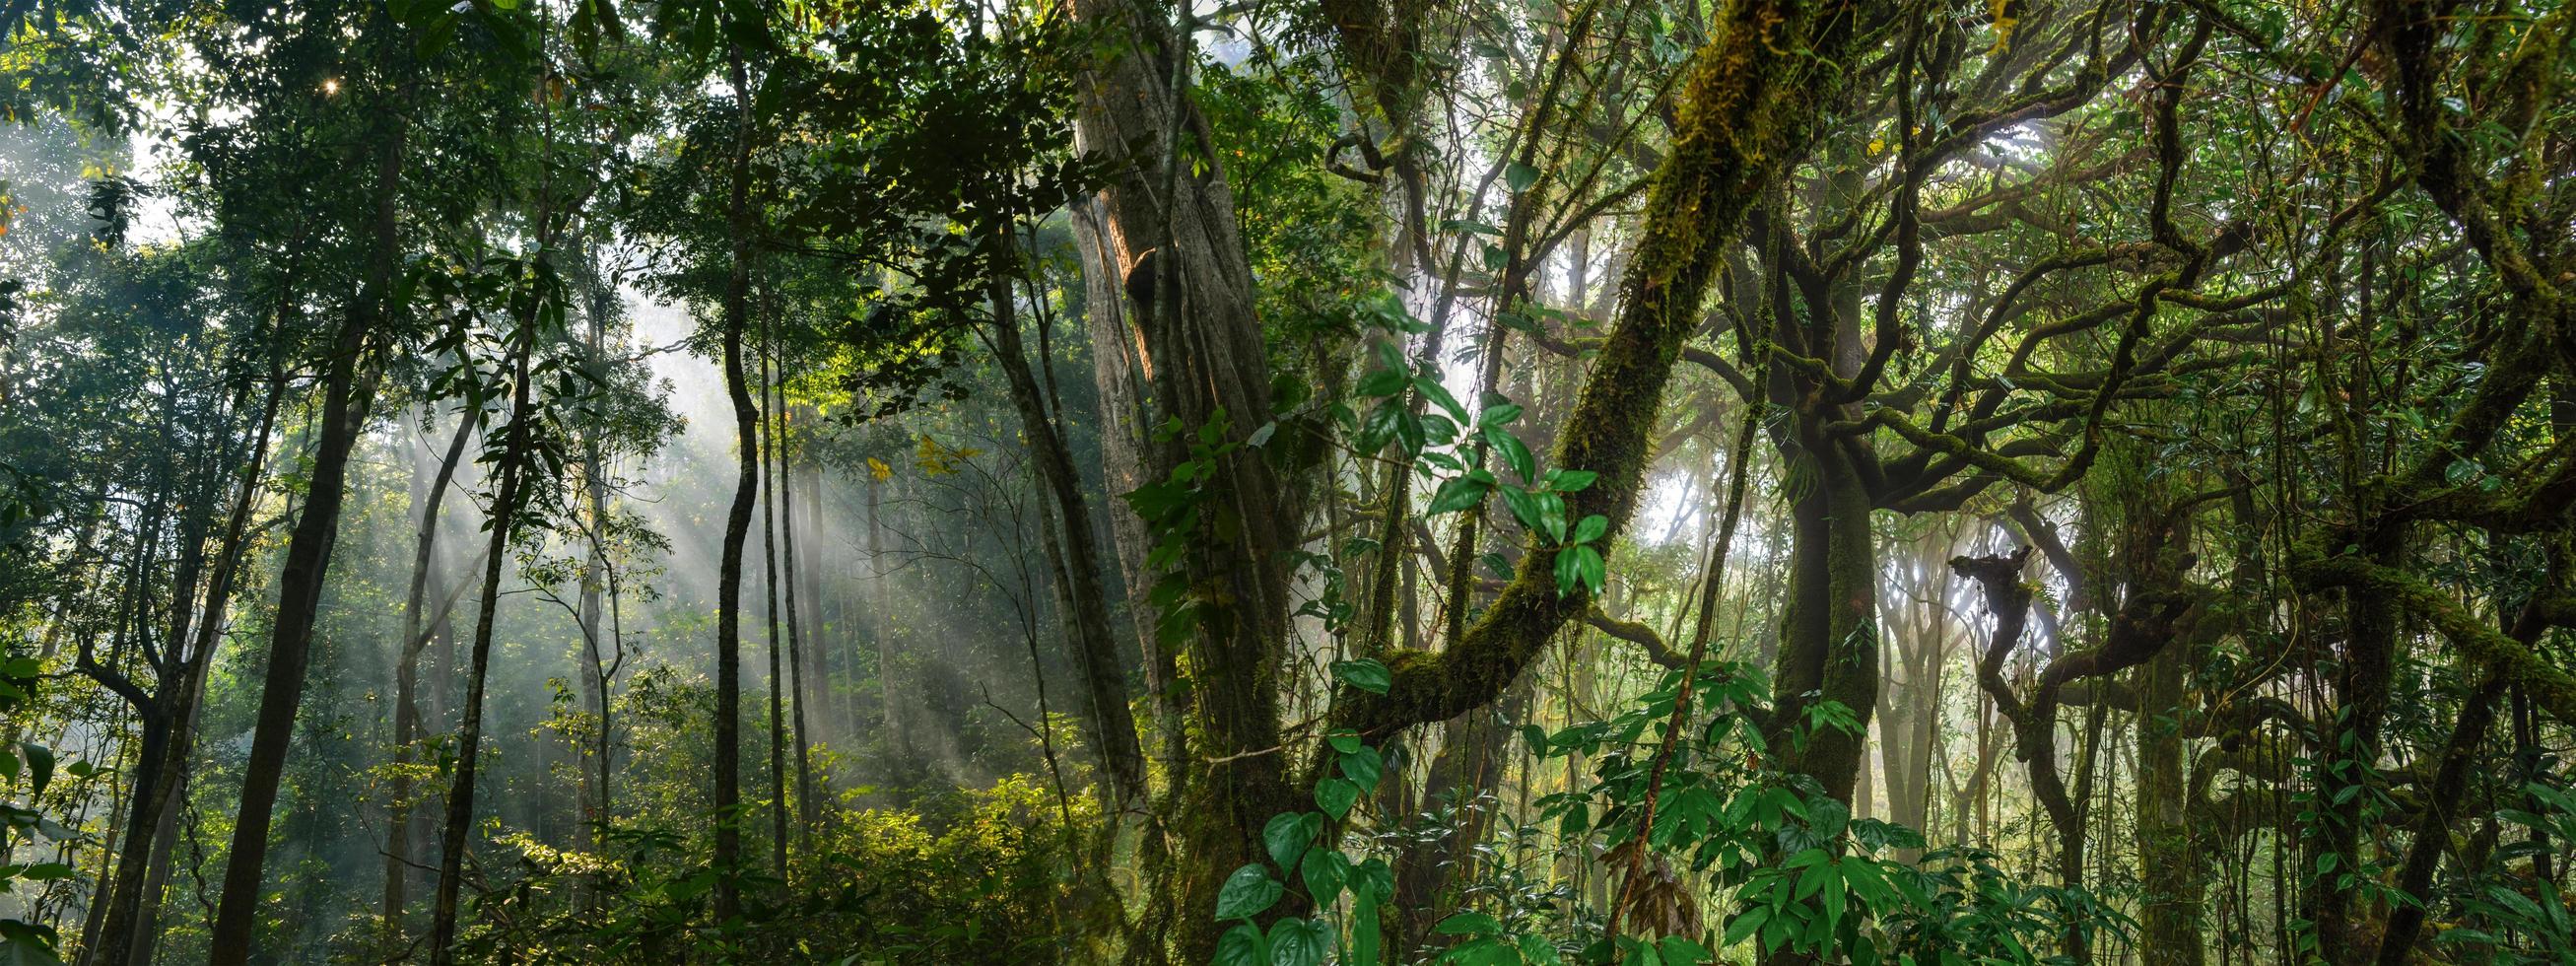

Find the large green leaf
[[1214, 863, 1284, 921], [1262, 812, 1317, 870]]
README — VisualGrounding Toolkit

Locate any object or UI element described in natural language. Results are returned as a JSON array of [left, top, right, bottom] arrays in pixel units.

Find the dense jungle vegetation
[[3, 0, 2575, 962]]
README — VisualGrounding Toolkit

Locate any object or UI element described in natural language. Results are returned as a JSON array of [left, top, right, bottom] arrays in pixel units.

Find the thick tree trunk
[[1066, 1, 1300, 953], [1768, 422, 1879, 805], [2136, 644, 2203, 966], [1068, 197, 1167, 690], [2307, 530, 2400, 962]]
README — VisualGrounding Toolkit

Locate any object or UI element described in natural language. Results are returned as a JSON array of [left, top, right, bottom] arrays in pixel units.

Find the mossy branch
[[1329, 0, 1880, 737], [2295, 555, 2576, 727]]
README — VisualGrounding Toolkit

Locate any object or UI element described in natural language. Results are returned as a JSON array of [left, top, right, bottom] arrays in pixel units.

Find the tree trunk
[[2136, 643, 2203, 966], [106, 366, 284, 966], [760, 309, 789, 874], [385, 397, 475, 937], [987, 270, 1147, 811], [1066, 2, 1301, 953], [206, 86, 405, 964], [707, 43, 760, 927], [428, 289, 539, 966], [779, 392, 817, 847], [1768, 419, 1879, 806]]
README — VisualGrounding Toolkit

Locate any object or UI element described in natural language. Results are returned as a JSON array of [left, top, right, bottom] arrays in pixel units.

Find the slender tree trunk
[[385, 398, 474, 936], [987, 270, 1146, 810], [428, 294, 539, 966], [780, 430, 816, 841], [206, 88, 405, 964], [106, 366, 284, 966], [760, 304, 789, 874], [87, 420, 222, 966], [2373, 593, 2544, 965], [866, 473, 903, 764], [711, 43, 759, 926]]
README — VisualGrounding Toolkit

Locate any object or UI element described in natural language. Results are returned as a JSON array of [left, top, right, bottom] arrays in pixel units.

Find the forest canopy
[[3, 0, 2575, 963]]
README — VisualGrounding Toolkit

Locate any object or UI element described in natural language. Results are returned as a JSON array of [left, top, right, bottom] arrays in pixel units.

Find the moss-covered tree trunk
[[2136, 644, 2203, 966], [1766, 412, 1880, 805], [1066, 0, 1301, 955]]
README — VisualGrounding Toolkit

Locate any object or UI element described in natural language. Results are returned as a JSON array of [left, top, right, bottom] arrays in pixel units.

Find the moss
[[1339, 0, 1874, 740]]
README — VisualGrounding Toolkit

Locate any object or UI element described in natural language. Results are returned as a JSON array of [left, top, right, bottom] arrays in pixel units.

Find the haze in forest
[[4, 0, 2575, 964]]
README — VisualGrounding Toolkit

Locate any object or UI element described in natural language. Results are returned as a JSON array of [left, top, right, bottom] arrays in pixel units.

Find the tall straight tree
[[711, 39, 760, 925], [206, 33, 412, 965], [427, 252, 546, 965]]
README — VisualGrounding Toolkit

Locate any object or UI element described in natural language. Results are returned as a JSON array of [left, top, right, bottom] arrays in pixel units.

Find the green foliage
[[460, 773, 1095, 963], [1211, 660, 2122, 966], [0, 650, 68, 964]]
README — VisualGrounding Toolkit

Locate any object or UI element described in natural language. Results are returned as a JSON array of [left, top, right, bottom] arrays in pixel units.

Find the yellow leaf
[[867, 457, 892, 482]]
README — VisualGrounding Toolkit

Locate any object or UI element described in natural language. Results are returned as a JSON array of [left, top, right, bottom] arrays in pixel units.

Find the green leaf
[[1484, 428, 1536, 482], [1436, 911, 1504, 936], [1554, 545, 1604, 596], [1351, 887, 1383, 966], [1723, 907, 1769, 946], [1546, 469, 1598, 492], [1315, 778, 1361, 819], [20, 742, 50, 799], [1554, 547, 1584, 596], [1353, 857, 1395, 902], [1500, 487, 1546, 536], [1299, 848, 1350, 900], [18, 862, 71, 882], [1268, 918, 1331, 966], [1414, 375, 1468, 424], [1331, 658, 1392, 695], [1215, 922, 1268, 966], [1657, 935, 1713, 964], [1325, 729, 1364, 755], [1522, 724, 1549, 755], [1505, 162, 1540, 193], [1338, 746, 1385, 791], [1571, 514, 1608, 545], [1356, 367, 1407, 397], [1425, 477, 1491, 516], [1479, 402, 1524, 427], [1214, 863, 1284, 920], [1263, 812, 1317, 870], [1534, 492, 1568, 542]]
